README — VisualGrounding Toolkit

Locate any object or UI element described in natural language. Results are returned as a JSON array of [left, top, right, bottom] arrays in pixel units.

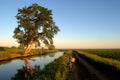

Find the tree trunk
[[23, 44, 33, 56]]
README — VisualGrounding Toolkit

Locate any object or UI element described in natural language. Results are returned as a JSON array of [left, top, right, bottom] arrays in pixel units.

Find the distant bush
[[11, 46, 17, 48], [0, 47, 5, 51]]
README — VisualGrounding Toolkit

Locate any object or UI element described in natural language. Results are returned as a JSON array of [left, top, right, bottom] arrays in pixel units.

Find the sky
[[0, 0, 120, 49]]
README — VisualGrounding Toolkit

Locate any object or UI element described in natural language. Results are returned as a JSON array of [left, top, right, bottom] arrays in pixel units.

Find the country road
[[68, 51, 111, 80]]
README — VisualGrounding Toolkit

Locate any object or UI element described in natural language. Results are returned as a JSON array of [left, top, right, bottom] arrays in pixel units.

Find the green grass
[[0, 47, 57, 60], [0, 47, 24, 54], [30, 49, 58, 55], [0, 47, 22, 59], [0, 52, 10, 59], [27, 50, 72, 80], [77, 50, 120, 71], [80, 49, 120, 60]]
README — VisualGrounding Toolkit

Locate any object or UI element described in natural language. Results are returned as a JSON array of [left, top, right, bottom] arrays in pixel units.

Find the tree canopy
[[13, 3, 60, 55]]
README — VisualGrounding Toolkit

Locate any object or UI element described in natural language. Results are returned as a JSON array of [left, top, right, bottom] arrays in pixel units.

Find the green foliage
[[11, 46, 17, 48], [13, 3, 60, 48], [48, 44, 55, 50], [0, 47, 5, 51], [28, 50, 72, 80], [81, 49, 120, 60]]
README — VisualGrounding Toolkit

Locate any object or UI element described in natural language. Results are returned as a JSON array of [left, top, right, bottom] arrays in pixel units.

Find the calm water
[[0, 51, 64, 80]]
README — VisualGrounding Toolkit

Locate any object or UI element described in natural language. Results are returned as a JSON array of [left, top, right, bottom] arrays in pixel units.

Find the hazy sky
[[0, 0, 120, 49]]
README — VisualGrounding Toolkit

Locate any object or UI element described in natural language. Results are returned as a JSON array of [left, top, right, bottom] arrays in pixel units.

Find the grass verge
[[27, 50, 72, 80], [0, 47, 57, 61]]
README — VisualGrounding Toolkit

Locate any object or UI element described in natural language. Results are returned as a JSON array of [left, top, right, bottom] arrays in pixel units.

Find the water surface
[[0, 51, 64, 80]]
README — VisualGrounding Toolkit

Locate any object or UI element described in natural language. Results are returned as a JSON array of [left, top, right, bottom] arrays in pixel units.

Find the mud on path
[[68, 52, 110, 80]]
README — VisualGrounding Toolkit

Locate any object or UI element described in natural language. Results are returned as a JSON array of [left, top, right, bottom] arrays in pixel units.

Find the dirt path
[[69, 52, 110, 80], [70, 62, 81, 80]]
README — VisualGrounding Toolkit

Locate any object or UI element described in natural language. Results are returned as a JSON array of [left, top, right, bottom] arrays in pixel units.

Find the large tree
[[13, 3, 60, 56]]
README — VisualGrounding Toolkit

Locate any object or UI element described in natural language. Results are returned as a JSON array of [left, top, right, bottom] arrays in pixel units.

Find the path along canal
[[0, 51, 64, 80]]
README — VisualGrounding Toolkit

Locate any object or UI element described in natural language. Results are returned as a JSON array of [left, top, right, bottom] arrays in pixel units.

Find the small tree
[[48, 44, 55, 50], [13, 3, 60, 56], [11, 46, 17, 48]]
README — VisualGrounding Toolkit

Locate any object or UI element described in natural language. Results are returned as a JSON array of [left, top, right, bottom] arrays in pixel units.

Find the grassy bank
[[0, 47, 57, 61], [77, 50, 120, 70], [27, 50, 72, 80], [77, 50, 120, 79]]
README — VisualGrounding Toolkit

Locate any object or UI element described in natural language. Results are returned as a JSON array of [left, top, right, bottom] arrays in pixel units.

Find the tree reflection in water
[[48, 53, 55, 57], [12, 58, 40, 80]]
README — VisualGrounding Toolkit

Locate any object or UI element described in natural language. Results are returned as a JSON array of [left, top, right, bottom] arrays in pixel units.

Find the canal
[[0, 51, 64, 80]]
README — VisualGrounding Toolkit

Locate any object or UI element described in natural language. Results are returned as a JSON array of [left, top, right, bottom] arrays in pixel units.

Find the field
[[80, 49, 120, 60], [77, 49, 120, 79]]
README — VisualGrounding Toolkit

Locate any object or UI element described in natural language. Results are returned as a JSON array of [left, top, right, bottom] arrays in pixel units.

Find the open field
[[77, 50, 120, 70], [80, 49, 120, 60], [77, 50, 120, 79]]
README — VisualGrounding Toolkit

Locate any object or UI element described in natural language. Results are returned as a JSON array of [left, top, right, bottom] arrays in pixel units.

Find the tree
[[13, 3, 60, 56], [11, 46, 17, 48], [48, 44, 55, 50], [0, 47, 5, 51]]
